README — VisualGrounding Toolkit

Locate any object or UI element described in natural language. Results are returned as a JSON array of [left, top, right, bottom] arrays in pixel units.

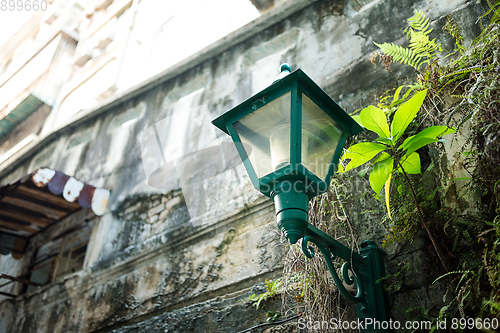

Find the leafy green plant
[[376, 85, 415, 112], [383, 165, 441, 248], [378, 261, 411, 293], [442, 17, 465, 54], [340, 89, 455, 271], [374, 10, 443, 71], [340, 90, 454, 216], [479, 0, 500, 28], [266, 310, 280, 322], [245, 278, 283, 309]]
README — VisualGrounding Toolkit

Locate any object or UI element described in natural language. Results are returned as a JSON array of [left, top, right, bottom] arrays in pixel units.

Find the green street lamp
[[212, 64, 389, 332]]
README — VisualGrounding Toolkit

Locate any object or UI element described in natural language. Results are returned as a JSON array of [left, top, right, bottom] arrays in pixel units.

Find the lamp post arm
[[304, 224, 364, 264], [300, 224, 390, 332], [301, 235, 364, 304]]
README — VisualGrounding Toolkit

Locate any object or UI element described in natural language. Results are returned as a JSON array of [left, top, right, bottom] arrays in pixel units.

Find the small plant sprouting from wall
[[373, 10, 443, 72], [243, 275, 310, 322], [245, 278, 283, 309]]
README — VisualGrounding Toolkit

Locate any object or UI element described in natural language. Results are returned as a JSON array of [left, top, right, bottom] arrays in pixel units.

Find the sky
[[0, 1, 259, 50]]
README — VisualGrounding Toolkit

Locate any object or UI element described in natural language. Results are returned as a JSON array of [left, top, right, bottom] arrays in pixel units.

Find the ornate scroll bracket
[[299, 224, 390, 333], [302, 235, 366, 307]]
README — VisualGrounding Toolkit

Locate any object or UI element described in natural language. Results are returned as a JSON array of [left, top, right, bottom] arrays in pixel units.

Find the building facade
[[0, 0, 489, 331]]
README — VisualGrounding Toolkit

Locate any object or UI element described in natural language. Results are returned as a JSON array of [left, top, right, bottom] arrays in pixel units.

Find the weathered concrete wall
[[0, 0, 489, 332]]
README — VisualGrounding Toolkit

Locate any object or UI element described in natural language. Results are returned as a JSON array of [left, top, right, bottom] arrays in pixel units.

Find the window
[[26, 220, 93, 292]]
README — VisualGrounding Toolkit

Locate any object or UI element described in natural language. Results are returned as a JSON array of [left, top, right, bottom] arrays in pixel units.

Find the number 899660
[[1, 0, 48, 11]]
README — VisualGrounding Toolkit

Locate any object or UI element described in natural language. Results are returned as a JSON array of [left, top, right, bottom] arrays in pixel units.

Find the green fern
[[374, 10, 443, 71], [407, 10, 433, 35], [374, 42, 426, 69], [408, 29, 441, 57]]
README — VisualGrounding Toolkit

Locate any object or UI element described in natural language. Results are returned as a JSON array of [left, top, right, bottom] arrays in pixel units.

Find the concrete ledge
[[12, 197, 274, 303]]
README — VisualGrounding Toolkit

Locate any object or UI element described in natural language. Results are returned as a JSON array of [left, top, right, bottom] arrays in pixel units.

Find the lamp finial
[[280, 63, 291, 73], [274, 63, 291, 83]]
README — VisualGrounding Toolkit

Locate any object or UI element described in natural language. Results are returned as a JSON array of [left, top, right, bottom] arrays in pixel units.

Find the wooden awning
[[0, 168, 110, 258]]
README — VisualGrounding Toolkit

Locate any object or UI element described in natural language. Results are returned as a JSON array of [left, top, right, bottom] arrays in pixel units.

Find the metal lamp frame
[[212, 65, 390, 332]]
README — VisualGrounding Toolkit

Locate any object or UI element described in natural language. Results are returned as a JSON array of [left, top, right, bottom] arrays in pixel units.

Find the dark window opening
[[26, 220, 93, 293]]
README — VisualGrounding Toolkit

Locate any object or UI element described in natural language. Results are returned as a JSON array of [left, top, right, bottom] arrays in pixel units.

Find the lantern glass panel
[[233, 92, 291, 178], [301, 93, 344, 180]]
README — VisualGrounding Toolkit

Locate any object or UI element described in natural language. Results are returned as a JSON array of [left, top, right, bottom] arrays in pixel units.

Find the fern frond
[[408, 10, 433, 35], [375, 10, 442, 72], [408, 30, 442, 58], [441, 65, 482, 79], [374, 42, 425, 70]]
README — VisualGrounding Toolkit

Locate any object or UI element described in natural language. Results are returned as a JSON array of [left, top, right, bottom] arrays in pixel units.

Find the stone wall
[[0, 0, 489, 332]]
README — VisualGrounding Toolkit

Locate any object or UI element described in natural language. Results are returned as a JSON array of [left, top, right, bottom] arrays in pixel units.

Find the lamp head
[[212, 64, 362, 197], [212, 64, 363, 243]]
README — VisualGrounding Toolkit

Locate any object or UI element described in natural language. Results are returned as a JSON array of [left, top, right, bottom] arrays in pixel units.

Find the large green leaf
[[391, 90, 427, 141], [376, 137, 393, 146], [400, 125, 455, 150], [360, 105, 391, 138], [369, 157, 394, 194], [404, 137, 438, 156], [400, 152, 421, 174], [342, 142, 387, 172], [400, 135, 416, 150], [371, 152, 391, 164]]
